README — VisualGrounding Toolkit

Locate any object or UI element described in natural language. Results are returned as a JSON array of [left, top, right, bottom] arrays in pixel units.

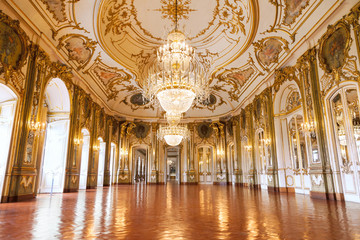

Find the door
[[198, 147, 213, 184], [330, 87, 360, 202], [39, 120, 69, 193], [97, 141, 106, 187], [79, 133, 90, 190]]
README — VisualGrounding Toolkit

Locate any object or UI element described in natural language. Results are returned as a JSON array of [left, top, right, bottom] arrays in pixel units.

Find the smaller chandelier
[[165, 111, 182, 125], [158, 124, 189, 146]]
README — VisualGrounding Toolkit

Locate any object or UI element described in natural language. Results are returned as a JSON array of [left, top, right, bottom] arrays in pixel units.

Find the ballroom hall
[[0, 0, 360, 239]]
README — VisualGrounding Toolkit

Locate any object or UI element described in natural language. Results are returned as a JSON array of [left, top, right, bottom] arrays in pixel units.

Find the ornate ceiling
[[6, 0, 343, 120]]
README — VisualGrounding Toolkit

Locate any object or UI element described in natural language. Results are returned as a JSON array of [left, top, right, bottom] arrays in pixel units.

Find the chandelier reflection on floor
[[143, 0, 208, 146]]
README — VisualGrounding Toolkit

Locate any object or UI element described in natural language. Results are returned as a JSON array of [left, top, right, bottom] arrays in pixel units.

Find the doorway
[[39, 78, 70, 193], [79, 128, 90, 190], [97, 138, 106, 187], [109, 142, 116, 185], [328, 86, 360, 202], [198, 146, 213, 184], [0, 84, 17, 196], [132, 148, 147, 183], [166, 147, 180, 183]]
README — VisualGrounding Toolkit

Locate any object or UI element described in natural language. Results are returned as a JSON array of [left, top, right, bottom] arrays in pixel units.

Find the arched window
[[39, 78, 70, 193]]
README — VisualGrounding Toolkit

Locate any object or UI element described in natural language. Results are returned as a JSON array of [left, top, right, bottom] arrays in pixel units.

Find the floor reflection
[[0, 184, 360, 239]]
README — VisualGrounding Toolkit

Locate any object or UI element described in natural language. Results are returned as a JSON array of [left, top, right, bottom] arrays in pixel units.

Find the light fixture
[[120, 148, 128, 156], [143, 0, 208, 116], [165, 111, 182, 125], [245, 145, 252, 151], [158, 124, 189, 146], [301, 121, 315, 132], [93, 144, 100, 151], [74, 137, 82, 145], [262, 138, 271, 145], [29, 120, 46, 132]]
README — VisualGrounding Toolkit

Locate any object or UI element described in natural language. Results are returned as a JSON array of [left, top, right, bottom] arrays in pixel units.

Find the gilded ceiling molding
[[263, 0, 321, 42], [46, 61, 73, 90], [84, 55, 133, 101], [0, 10, 29, 85], [318, 18, 360, 95], [57, 34, 97, 70], [273, 66, 300, 93], [155, 0, 196, 22], [192, 94, 226, 112], [31, 0, 89, 39], [120, 92, 155, 111], [253, 37, 289, 71], [39, 0, 67, 23], [98, 0, 256, 86], [213, 56, 261, 102]]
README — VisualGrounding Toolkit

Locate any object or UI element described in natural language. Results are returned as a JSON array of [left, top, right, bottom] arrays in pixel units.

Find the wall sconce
[[263, 138, 271, 145], [216, 149, 224, 157], [74, 137, 82, 145], [245, 145, 252, 151], [93, 144, 100, 151], [301, 121, 315, 132], [120, 148, 128, 156], [29, 120, 46, 132]]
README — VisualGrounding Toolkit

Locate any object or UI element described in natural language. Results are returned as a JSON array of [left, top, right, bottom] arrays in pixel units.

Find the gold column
[[186, 124, 197, 183], [149, 123, 159, 183], [86, 104, 99, 189], [64, 85, 81, 192], [301, 48, 335, 200], [266, 87, 280, 191], [4, 44, 40, 202], [233, 117, 242, 184], [103, 117, 113, 186], [118, 122, 131, 184]]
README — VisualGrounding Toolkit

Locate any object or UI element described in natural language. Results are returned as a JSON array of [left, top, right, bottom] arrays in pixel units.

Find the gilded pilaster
[[4, 43, 39, 202], [149, 123, 159, 183], [233, 116, 242, 184], [64, 85, 81, 192], [87, 103, 99, 189], [302, 48, 335, 200], [186, 123, 196, 183], [103, 117, 113, 186]]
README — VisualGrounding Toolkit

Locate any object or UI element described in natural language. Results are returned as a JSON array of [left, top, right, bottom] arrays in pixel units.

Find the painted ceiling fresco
[[13, 0, 340, 120]]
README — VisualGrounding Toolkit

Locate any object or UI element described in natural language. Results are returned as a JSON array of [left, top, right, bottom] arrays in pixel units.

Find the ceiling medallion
[[143, 0, 209, 146]]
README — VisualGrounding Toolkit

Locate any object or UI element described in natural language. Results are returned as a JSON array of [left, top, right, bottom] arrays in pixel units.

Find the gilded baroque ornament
[[57, 34, 97, 70], [0, 10, 29, 85], [121, 92, 155, 111], [192, 94, 227, 112], [84, 55, 133, 101], [154, 0, 196, 22], [212, 55, 262, 102], [264, 0, 321, 42], [318, 19, 360, 95], [39, 0, 67, 22], [98, 0, 256, 83], [254, 37, 289, 71]]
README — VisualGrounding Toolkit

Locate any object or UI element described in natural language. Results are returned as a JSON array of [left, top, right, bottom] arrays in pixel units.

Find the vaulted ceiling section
[[6, 0, 343, 120]]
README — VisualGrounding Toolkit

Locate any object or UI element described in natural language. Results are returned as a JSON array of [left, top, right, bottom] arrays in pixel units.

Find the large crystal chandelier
[[158, 124, 189, 146], [143, 0, 208, 116]]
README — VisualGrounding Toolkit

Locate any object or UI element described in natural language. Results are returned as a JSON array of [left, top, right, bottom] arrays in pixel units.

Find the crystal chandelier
[[158, 124, 189, 146], [143, 0, 208, 116]]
